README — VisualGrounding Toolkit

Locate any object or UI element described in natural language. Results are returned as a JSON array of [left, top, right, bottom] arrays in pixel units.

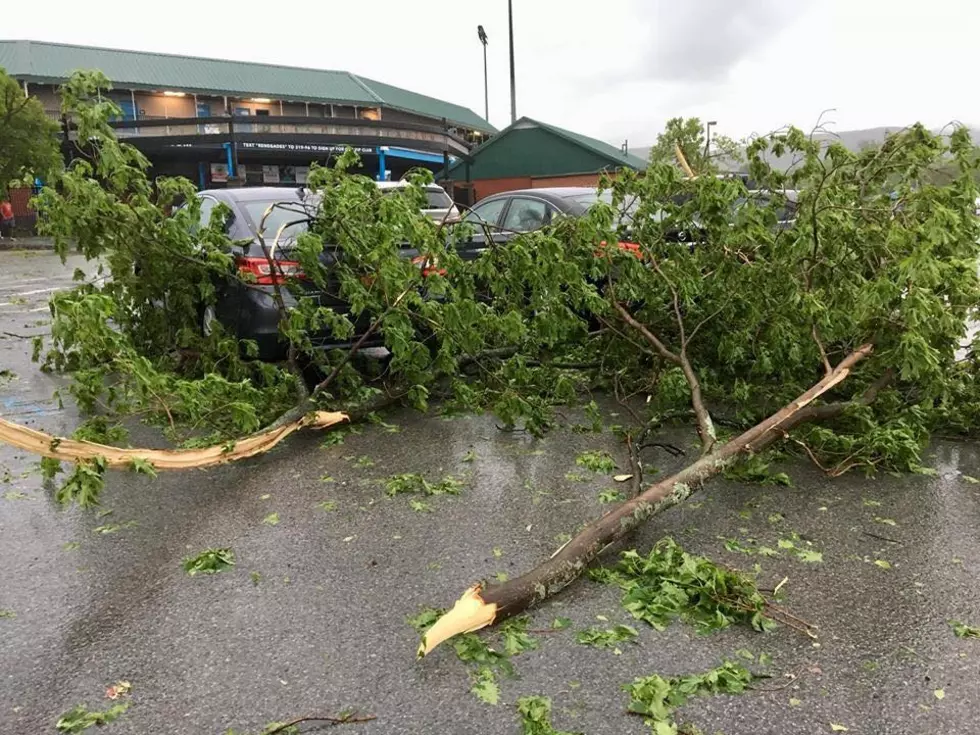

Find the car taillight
[[596, 241, 643, 259], [236, 256, 305, 285], [411, 255, 448, 277]]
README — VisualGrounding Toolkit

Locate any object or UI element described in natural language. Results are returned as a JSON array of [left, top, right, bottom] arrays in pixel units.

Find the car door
[[500, 196, 554, 238]]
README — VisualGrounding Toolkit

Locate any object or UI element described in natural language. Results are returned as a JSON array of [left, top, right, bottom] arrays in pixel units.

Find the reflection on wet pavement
[[2, 252, 979, 735]]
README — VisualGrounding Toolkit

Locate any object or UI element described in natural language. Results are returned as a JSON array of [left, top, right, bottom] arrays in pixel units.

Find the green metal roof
[[0, 39, 494, 133], [448, 116, 647, 179], [530, 118, 648, 170]]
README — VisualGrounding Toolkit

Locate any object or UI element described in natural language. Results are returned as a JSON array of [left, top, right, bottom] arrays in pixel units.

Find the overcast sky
[[6, 0, 979, 144]]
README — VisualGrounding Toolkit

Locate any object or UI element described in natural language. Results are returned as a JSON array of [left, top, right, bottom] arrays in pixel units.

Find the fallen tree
[[4, 73, 980, 657]]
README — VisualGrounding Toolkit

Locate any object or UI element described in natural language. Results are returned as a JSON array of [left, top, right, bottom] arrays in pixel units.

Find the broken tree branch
[[812, 325, 833, 377], [418, 344, 873, 656], [674, 141, 697, 179], [0, 410, 347, 470], [612, 299, 715, 455], [613, 302, 680, 364]]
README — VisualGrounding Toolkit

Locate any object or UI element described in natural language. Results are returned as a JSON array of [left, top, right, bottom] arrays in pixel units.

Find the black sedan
[[190, 187, 438, 361]]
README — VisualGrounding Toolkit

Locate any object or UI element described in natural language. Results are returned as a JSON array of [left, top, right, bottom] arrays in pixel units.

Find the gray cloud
[[632, 0, 811, 83]]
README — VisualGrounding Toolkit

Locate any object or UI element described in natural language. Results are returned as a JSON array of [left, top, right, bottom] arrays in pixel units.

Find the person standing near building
[[0, 199, 14, 240]]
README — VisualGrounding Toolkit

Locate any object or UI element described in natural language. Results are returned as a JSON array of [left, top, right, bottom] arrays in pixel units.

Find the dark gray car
[[191, 187, 432, 360]]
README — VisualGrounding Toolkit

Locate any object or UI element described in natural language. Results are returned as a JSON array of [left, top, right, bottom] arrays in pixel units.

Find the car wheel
[[201, 304, 217, 337]]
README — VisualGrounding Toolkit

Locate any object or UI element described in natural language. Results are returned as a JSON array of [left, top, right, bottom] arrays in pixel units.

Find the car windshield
[[240, 199, 313, 243]]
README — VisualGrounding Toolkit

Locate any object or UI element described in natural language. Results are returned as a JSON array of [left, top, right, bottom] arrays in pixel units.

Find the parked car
[[736, 189, 798, 229], [189, 186, 455, 361], [376, 180, 460, 223], [454, 187, 696, 252]]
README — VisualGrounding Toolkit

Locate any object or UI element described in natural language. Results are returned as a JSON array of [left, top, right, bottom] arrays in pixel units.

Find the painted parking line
[[18, 287, 66, 296]]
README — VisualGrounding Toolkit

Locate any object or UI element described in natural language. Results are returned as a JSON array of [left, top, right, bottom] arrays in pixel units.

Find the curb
[[0, 240, 57, 251]]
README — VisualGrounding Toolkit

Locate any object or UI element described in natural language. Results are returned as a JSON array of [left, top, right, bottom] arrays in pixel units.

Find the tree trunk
[[418, 344, 873, 656]]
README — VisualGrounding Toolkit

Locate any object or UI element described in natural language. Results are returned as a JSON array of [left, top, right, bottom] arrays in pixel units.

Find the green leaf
[[797, 549, 824, 563], [592, 537, 776, 635], [575, 450, 616, 473], [128, 457, 157, 478], [598, 488, 624, 504], [623, 661, 752, 733], [873, 559, 892, 570], [92, 520, 137, 535], [949, 620, 980, 638], [515, 696, 577, 735], [182, 547, 235, 576], [262, 512, 280, 526], [575, 624, 639, 649], [471, 668, 500, 705], [56, 702, 130, 733]]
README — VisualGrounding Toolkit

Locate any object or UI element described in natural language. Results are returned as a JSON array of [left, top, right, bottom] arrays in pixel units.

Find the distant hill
[[623, 126, 980, 172], [628, 145, 652, 162]]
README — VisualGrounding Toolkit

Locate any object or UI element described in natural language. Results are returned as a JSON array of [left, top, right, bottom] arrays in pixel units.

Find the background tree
[[0, 68, 61, 192], [646, 116, 744, 173]]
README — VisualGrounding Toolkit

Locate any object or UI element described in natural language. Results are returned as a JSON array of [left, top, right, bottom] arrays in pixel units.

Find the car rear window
[[240, 199, 312, 243], [378, 184, 453, 210], [424, 187, 453, 209]]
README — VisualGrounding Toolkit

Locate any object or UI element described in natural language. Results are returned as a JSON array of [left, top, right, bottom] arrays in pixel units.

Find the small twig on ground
[[764, 602, 819, 637], [262, 712, 377, 734], [640, 441, 686, 457], [861, 530, 903, 544], [785, 433, 833, 474], [748, 664, 807, 693], [495, 424, 529, 433]]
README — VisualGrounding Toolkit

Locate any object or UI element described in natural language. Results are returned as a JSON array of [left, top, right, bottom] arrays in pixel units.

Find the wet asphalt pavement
[[2, 251, 980, 735]]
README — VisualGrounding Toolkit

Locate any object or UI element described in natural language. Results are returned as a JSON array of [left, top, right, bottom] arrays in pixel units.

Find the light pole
[[704, 120, 717, 162], [508, 0, 516, 124], [478, 25, 489, 123]]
